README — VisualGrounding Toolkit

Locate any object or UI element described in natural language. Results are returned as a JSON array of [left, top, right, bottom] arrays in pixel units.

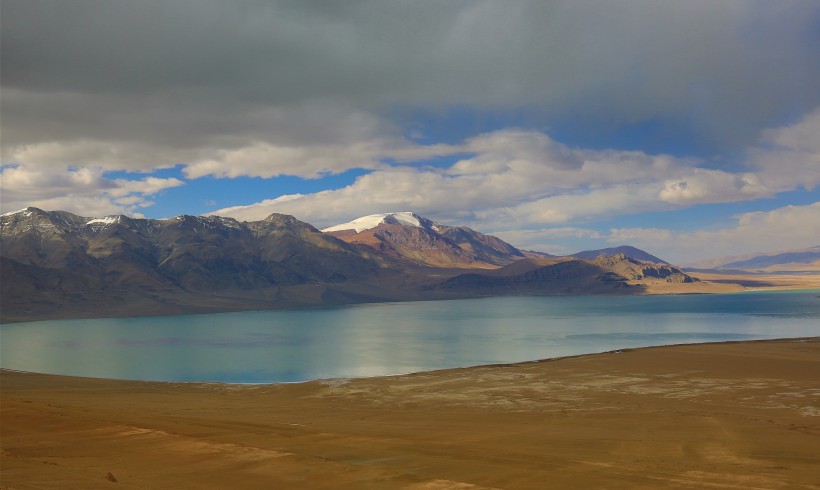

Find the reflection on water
[[1, 292, 818, 383]]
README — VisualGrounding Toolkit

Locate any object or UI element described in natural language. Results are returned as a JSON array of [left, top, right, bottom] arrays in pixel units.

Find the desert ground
[[633, 271, 820, 294], [2, 338, 818, 489], [690, 272, 820, 290]]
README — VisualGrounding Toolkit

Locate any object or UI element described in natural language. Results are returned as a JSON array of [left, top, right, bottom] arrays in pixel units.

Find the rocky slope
[[432, 253, 696, 296], [0, 208, 390, 321], [323, 212, 526, 267], [591, 254, 697, 283], [2, 208, 700, 322]]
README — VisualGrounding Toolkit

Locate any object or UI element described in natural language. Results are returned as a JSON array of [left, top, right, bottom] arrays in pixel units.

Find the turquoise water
[[1, 292, 818, 383]]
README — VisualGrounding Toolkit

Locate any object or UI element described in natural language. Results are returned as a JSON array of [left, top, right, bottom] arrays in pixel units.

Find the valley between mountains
[[0, 208, 800, 323]]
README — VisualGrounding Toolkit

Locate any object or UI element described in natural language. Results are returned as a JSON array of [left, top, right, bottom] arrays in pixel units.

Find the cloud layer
[[214, 108, 820, 230], [0, 164, 183, 218], [4, 1, 819, 171], [489, 201, 820, 266], [608, 202, 820, 266], [2, 1, 819, 261]]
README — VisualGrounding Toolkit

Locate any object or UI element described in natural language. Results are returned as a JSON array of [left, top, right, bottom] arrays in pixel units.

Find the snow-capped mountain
[[323, 212, 527, 267], [322, 212, 432, 234], [1, 207, 700, 322], [1, 207, 384, 321]]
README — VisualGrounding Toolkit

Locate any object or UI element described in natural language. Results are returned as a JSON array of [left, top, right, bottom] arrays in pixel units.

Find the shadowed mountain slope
[[1, 208, 387, 321], [323, 212, 526, 267], [431, 253, 697, 296], [2, 208, 700, 322]]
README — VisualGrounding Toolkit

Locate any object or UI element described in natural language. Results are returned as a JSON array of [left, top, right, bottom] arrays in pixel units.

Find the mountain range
[[711, 246, 820, 273], [1, 208, 698, 322]]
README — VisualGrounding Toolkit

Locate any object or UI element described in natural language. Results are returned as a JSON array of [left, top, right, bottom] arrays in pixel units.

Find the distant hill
[[715, 246, 820, 272], [570, 246, 668, 264], [323, 212, 527, 267], [433, 253, 697, 296]]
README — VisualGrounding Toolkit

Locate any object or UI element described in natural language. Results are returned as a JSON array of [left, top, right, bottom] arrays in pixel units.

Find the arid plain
[[2, 338, 819, 489]]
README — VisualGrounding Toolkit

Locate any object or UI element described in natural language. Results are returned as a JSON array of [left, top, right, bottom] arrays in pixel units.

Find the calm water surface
[[2, 291, 818, 383]]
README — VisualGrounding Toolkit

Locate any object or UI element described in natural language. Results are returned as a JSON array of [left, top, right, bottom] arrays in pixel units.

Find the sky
[[2, 0, 819, 265]]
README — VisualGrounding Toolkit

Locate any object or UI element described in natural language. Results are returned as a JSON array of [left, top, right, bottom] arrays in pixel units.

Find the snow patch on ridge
[[85, 216, 121, 226], [207, 215, 242, 229], [323, 212, 422, 233], [1, 208, 34, 218]]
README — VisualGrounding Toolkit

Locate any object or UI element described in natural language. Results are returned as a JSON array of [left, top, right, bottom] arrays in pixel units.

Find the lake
[[1, 291, 818, 383]]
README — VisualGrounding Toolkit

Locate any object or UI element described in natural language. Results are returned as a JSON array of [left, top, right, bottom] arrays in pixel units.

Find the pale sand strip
[[635, 272, 820, 294], [2, 338, 819, 489]]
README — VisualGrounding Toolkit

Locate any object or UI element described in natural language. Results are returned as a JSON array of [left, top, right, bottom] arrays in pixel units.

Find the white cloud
[[760, 108, 820, 154], [183, 139, 457, 180], [107, 176, 184, 198], [5, 1, 820, 187], [3, 90, 818, 259], [487, 202, 820, 264], [658, 169, 769, 205], [480, 184, 670, 229], [0, 164, 183, 217], [178, 103, 462, 179], [212, 129, 697, 227], [608, 202, 820, 265], [212, 100, 820, 236], [3, 0, 818, 229], [0, 94, 460, 181], [209, 107, 820, 266], [491, 227, 606, 255], [751, 107, 820, 191], [6, 112, 813, 227], [183, 142, 377, 179], [0, 134, 201, 173], [214, 170, 469, 225]]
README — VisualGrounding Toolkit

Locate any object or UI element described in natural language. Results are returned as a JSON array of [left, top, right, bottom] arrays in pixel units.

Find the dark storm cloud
[[2, 0, 820, 163], [2, 0, 453, 103]]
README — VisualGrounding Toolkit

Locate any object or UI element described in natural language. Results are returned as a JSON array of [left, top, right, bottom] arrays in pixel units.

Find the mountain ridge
[[1, 207, 701, 322], [1, 207, 389, 321], [322, 212, 430, 234], [323, 212, 527, 267], [685, 245, 820, 273], [717, 246, 820, 272]]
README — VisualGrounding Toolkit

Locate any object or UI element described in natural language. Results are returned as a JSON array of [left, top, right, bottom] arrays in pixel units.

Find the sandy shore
[[690, 272, 820, 291], [2, 339, 819, 489], [633, 272, 820, 294]]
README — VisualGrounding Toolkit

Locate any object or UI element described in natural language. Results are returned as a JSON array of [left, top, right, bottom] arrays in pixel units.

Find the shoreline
[[2, 335, 817, 386], [3, 338, 818, 489]]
